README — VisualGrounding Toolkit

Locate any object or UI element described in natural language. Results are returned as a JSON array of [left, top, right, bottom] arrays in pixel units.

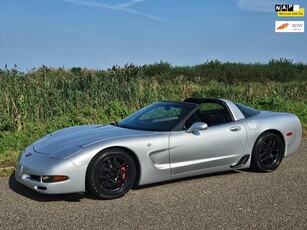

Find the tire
[[251, 132, 284, 172], [86, 148, 136, 199]]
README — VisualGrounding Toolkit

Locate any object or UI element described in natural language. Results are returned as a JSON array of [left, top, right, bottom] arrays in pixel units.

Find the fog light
[[42, 175, 69, 183]]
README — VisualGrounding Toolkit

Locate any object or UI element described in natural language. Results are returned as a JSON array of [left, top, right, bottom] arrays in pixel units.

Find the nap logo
[[275, 4, 304, 17], [275, 4, 293, 11], [275, 21, 304, 32]]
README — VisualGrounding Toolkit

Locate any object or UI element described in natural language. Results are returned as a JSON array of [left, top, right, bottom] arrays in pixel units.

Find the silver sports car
[[15, 98, 302, 199]]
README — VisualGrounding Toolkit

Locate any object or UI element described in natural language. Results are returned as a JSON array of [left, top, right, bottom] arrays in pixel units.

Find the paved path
[[0, 141, 306, 230]]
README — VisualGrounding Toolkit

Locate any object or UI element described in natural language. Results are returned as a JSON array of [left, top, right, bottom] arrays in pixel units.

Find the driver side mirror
[[186, 122, 208, 133]]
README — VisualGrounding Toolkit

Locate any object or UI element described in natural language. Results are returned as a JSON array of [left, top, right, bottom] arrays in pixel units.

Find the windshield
[[117, 102, 198, 131]]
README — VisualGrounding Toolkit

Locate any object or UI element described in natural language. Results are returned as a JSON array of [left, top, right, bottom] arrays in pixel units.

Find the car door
[[169, 120, 247, 177]]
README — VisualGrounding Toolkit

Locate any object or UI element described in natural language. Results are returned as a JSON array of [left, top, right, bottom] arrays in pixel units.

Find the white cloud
[[237, 0, 276, 12], [116, 0, 145, 8], [60, 0, 166, 21]]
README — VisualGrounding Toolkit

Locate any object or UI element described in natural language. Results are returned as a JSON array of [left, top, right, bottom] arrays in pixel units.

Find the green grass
[[0, 59, 306, 175]]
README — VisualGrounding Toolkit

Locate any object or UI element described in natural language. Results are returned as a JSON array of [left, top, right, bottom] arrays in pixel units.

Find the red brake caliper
[[121, 166, 126, 180], [117, 166, 126, 184]]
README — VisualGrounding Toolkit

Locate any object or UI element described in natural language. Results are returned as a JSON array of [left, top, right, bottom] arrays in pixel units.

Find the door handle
[[230, 126, 241, 132]]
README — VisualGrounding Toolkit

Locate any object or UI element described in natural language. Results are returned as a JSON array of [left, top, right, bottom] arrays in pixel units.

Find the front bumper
[[15, 147, 87, 194]]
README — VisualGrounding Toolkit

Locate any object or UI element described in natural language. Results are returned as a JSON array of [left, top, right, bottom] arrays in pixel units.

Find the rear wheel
[[86, 148, 136, 199], [251, 132, 284, 172]]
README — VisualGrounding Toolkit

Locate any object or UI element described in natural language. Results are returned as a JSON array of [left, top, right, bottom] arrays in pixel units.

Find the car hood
[[33, 124, 155, 157]]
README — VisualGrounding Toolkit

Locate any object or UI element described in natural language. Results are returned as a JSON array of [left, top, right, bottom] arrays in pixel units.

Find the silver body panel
[[15, 100, 302, 194]]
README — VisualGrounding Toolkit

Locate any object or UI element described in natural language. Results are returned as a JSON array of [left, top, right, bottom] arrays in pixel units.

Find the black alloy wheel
[[86, 148, 136, 199], [251, 132, 285, 172]]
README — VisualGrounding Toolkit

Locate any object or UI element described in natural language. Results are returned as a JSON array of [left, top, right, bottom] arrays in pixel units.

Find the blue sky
[[0, 0, 306, 71]]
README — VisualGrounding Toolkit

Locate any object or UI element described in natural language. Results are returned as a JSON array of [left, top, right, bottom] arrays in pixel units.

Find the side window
[[199, 103, 225, 113], [234, 103, 260, 118], [184, 111, 202, 129], [198, 102, 232, 126]]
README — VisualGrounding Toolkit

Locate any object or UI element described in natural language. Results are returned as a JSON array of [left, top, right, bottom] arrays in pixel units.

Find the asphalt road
[[0, 141, 306, 230]]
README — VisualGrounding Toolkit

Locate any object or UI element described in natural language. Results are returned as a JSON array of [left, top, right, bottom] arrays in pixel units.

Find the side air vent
[[230, 155, 250, 168]]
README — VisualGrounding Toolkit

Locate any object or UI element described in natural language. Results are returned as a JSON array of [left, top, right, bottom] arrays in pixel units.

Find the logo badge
[[275, 4, 304, 17], [275, 21, 304, 32], [25, 153, 32, 157]]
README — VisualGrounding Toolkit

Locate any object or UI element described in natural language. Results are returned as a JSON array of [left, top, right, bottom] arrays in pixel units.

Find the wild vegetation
[[0, 59, 306, 174]]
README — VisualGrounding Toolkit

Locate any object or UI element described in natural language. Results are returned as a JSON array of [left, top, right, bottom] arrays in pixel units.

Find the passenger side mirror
[[186, 122, 208, 133]]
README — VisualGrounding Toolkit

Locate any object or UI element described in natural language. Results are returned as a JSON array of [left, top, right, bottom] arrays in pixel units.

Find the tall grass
[[0, 59, 306, 168]]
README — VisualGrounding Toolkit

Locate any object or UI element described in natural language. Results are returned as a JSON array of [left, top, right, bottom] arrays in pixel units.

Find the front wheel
[[251, 132, 284, 172], [86, 148, 136, 199]]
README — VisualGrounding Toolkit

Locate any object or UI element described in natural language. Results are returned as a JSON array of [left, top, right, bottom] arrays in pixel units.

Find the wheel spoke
[[261, 141, 269, 149], [260, 155, 268, 163], [272, 146, 280, 153], [107, 159, 112, 169], [268, 139, 273, 148], [113, 158, 122, 169], [271, 140, 276, 149]]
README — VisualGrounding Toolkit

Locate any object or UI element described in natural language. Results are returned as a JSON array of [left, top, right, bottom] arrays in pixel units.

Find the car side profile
[[15, 98, 302, 199]]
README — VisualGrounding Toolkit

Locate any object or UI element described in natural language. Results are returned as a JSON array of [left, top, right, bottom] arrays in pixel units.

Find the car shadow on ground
[[9, 170, 244, 202], [132, 170, 241, 191]]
